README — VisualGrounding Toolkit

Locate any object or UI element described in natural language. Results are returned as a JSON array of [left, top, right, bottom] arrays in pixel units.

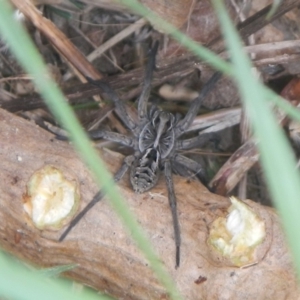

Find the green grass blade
[[264, 88, 300, 123], [266, 0, 282, 19], [117, 0, 300, 124], [37, 264, 78, 277], [115, 0, 232, 74], [212, 0, 300, 275], [119, 0, 300, 281], [0, 252, 111, 300], [0, 1, 182, 299]]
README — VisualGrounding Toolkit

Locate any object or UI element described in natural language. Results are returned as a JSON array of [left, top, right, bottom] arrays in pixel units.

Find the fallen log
[[0, 108, 299, 299]]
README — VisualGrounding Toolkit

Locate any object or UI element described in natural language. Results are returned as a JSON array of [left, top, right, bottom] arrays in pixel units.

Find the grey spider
[[59, 42, 220, 268]]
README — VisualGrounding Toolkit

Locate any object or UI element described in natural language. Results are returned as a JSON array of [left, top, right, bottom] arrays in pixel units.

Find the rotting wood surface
[[0, 108, 299, 299]]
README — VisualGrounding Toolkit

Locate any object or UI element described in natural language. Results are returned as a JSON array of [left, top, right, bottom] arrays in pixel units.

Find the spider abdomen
[[130, 148, 160, 193]]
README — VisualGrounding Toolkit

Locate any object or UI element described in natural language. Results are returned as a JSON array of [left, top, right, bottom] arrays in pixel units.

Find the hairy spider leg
[[137, 41, 159, 124], [88, 130, 134, 147], [48, 125, 134, 148], [176, 133, 213, 151], [163, 153, 209, 268], [164, 160, 181, 268], [59, 155, 133, 241], [86, 41, 158, 136], [86, 77, 137, 131], [174, 154, 206, 180], [175, 71, 222, 137]]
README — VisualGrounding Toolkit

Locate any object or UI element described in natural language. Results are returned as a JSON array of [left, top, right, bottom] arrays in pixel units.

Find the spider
[[58, 42, 221, 268]]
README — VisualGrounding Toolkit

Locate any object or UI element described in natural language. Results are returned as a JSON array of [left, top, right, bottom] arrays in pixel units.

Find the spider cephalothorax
[[58, 42, 220, 268], [139, 109, 176, 158]]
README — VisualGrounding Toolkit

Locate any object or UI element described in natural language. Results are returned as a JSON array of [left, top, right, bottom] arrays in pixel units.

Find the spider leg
[[174, 154, 206, 183], [175, 72, 222, 137], [137, 41, 159, 123], [86, 77, 137, 131], [176, 133, 213, 151], [47, 123, 134, 148], [89, 129, 134, 147], [59, 155, 133, 242], [164, 160, 181, 268]]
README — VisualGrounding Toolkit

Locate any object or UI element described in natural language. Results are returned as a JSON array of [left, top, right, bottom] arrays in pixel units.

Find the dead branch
[[10, 0, 101, 80], [0, 108, 299, 299]]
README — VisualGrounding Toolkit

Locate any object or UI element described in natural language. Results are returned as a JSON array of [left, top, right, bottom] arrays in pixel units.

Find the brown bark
[[0, 107, 299, 299]]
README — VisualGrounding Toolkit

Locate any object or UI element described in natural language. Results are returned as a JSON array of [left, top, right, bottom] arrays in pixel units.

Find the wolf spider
[[59, 42, 220, 268]]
